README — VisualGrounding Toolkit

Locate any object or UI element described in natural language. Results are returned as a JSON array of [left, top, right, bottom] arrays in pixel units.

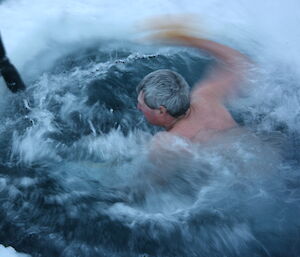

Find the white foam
[[0, 245, 31, 257]]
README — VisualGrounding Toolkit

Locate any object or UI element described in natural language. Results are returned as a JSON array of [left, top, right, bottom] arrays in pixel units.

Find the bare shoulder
[[190, 86, 237, 129], [190, 87, 220, 116], [190, 82, 221, 107]]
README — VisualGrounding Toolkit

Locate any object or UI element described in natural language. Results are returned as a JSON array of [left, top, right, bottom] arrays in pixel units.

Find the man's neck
[[165, 108, 191, 131]]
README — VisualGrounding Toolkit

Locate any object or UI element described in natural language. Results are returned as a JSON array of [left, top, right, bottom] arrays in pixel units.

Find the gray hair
[[137, 69, 190, 117]]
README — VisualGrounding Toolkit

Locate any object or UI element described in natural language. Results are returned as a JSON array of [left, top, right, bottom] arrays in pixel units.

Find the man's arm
[[175, 35, 250, 102], [0, 35, 26, 93], [146, 24, 250, 102]]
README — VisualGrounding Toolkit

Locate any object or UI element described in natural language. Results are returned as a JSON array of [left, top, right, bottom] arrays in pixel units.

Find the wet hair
[[136, 69, 190, 117]]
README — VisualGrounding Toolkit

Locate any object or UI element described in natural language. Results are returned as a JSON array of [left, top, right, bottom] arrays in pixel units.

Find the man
[[0, 35, 26, 93], [137, 29, 249, 143]]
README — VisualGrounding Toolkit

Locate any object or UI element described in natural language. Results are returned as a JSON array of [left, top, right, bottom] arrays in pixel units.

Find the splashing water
[[0, 0, 300, 256]]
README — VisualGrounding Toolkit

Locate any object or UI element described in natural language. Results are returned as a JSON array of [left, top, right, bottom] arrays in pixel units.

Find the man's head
[[137, 69, 190, 127]]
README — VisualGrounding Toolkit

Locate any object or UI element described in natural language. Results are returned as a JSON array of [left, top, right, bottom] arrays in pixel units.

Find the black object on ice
[[0, 34, 26, 93]]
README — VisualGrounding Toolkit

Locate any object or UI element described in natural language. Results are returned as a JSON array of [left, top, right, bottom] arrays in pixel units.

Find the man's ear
[[158, 106, 167, 114]]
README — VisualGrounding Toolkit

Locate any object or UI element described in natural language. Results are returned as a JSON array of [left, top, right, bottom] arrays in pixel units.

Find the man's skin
[[137, 31, 249, 143]]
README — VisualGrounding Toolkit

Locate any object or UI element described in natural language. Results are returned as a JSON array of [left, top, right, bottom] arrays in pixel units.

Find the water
[[0, 0, 300, 256]]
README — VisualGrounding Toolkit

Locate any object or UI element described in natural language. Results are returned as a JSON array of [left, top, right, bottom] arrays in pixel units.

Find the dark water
[[0, 41, 300, 257]]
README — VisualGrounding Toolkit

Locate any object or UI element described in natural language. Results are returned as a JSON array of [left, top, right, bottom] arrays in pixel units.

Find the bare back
[[169, 90, 237, 142]]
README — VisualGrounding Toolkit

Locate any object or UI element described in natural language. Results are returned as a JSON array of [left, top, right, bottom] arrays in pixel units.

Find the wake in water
[[0, 0, 300, 257]]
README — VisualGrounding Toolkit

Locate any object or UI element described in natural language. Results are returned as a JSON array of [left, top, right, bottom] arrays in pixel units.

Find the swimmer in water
[[0, 34, 26, 93], [137, 20, 250, 143]]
